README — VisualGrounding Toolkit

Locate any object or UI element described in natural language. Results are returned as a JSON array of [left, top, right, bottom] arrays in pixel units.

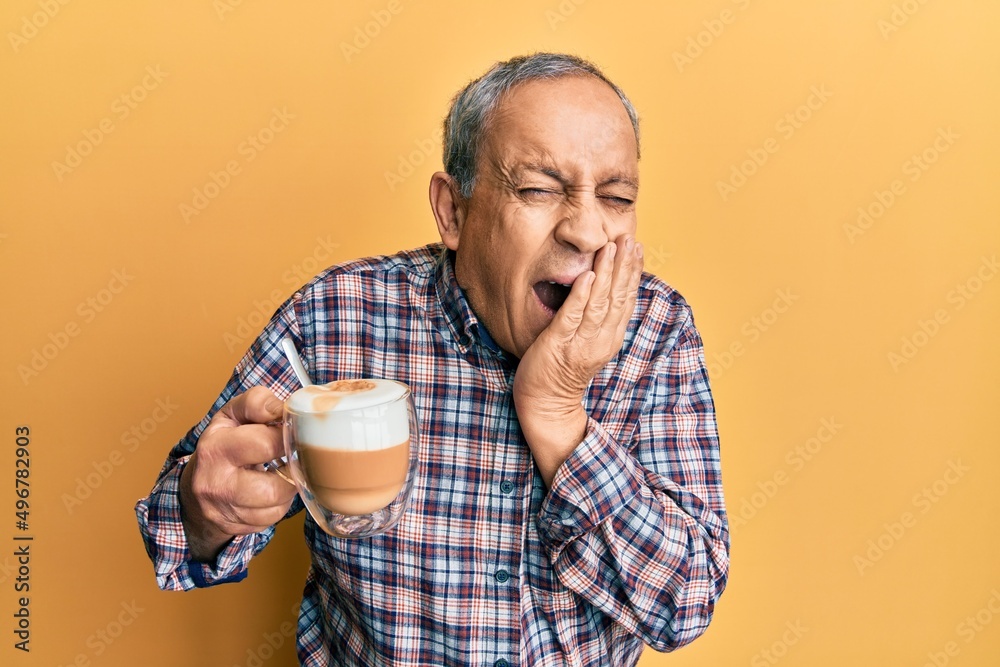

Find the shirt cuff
[[536, 417, 642, 549], [135, 457, 272, 591], [186, 541, 252, 588]]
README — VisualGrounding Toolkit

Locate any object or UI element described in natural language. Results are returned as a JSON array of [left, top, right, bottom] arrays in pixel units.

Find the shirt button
[[494, 660, 511, 667], [499, 480, 514, 494], [494, 569, 510, 583]]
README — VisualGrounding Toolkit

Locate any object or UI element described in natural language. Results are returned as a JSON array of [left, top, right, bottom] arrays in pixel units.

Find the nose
[[553, 194, 609, 255]]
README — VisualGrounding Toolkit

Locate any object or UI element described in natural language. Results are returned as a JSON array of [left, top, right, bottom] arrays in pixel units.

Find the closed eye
[[517, 188, 561, 202], [601, 195, 634, 207]]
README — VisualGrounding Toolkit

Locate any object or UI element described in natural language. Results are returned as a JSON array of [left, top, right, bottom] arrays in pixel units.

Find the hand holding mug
[[180, 387, 298, 561]]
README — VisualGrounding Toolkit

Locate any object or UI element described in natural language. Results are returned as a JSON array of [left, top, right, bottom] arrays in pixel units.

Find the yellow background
[[2, 1, 998, 665]]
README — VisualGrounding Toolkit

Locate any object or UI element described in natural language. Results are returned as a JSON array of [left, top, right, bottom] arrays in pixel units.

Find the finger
[[546, 270, 595, 337], [216, 386, 284, 428], [216, 423, 286, 468], [605, 235, 639, 323], [216, 504, 294, 536], [576, 241, 618, 338], [613, 241, 643, 343], [235, 467, 299, 511]]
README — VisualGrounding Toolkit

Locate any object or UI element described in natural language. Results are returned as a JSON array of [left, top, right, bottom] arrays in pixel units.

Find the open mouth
[[533, 281, 573, 313]]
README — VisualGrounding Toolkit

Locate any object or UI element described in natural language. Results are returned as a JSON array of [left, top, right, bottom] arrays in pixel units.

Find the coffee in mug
[[283, 379, 418, 537]]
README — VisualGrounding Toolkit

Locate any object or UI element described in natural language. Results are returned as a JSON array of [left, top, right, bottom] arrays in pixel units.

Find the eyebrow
[[517, 162, 639, 191], [603, 175, 640, 191]]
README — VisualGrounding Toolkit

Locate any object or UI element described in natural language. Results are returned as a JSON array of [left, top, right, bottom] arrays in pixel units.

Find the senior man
[[136, 52, 729, 666]]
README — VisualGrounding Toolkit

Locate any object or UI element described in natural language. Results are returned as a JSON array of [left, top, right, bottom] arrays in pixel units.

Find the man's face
[[450, 75, 639, 358]]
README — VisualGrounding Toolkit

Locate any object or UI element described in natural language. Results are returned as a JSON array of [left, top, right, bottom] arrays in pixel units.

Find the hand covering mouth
[[533, 280, 573, 312]]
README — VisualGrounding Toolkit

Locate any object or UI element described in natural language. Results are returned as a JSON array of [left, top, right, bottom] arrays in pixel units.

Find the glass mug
[[279, 379, 419, 538]]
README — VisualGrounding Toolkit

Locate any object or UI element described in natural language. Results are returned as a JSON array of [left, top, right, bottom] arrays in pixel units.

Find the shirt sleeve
[[536, 312, 730, 652], [134, 456, 270, 590], [134, 294, 308, 591]]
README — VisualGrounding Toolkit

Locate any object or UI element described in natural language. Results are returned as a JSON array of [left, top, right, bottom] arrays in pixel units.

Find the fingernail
[[607, 243, 616, 259], [264, 397, 283, 415], [625, 236, 634, 252], [636, 243, 644, 259]]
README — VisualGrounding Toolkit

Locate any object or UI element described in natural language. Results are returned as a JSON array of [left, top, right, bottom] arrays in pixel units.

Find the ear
[[429, 171, 465, 251]]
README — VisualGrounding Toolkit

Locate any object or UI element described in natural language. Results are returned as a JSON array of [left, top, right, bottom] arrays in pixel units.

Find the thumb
[[548, 271, 595, 337], [219, 386, 284, 426]]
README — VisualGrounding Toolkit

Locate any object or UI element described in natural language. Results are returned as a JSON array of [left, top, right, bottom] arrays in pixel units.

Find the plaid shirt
[[135, 244, 729, 667]]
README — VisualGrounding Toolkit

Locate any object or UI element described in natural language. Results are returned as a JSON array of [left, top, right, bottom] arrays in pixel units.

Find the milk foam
[[287, 379, 408, 452]]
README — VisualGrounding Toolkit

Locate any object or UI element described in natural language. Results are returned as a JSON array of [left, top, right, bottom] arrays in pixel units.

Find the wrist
[[517, 402, 588, 487]]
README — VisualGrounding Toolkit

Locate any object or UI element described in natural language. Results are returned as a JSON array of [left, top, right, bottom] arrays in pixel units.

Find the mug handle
[[259, 416, 295, 485], [261, 456, 295, 486]]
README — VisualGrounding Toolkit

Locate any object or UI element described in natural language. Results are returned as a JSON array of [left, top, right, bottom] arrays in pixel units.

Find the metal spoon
[[261, 335, 314, 482]]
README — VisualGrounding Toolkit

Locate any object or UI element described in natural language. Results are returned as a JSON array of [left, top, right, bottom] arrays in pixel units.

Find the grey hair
[[443, 52, 641, 199]]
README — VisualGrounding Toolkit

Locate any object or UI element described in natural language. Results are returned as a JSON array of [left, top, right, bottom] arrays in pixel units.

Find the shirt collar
[[434, 246, 510, 363], [475, 318, 501, 354]]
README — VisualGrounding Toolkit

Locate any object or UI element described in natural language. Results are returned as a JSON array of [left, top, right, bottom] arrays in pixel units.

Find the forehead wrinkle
[[484, 115, 638, 190]]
